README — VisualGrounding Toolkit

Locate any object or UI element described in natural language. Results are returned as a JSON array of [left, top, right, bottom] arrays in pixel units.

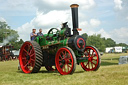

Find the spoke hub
[[61, 59, 65, 64], [26, 55, 30, 60], [88, 57, 93, 61]]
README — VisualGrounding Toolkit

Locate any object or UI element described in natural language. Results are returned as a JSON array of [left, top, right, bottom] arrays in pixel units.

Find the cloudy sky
[[0, 0, 128, 44]]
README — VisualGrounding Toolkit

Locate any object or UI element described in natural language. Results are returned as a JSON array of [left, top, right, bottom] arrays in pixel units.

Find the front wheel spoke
[[88, 50, 90, 56], [59, 63, 63, 66], [64, 51, 67, 57], [92, 59, 97, 61], [67, 64, 72, 69], [62, 64, 66, 72], [88, 62, 90, 68], [91, 51, 94, 57], [85, 61, 89, 67], [90, 61, 96, 65], [59, 59, 62, 62], [67, 57, 71, 61], [67, 64, 70, 72], [91, 63, 93, 68], [68, 60, 72, 64], [59, 55, 63, 60], [67, 53, 70, 58], [62, 51, 66, 58]]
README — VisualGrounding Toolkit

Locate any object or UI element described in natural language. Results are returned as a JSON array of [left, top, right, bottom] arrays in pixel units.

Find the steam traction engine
[[19, 4, 101, 75], [0, 45, 14, 61]]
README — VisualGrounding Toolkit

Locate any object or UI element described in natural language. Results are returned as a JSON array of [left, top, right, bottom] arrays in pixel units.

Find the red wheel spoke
[[59, 59, 62, 61], [91, 62, 93, 68], [90, 61, 96, 65], [68, 61, 72, 64], [62, 64, 66, 72], [29, 48, 33, 55], [91, 51, 94, 57], [23, 49, 29, 55], [67, 64, 72, 69], [59, 55, 63, 60], [30, 53, 35, 58], [88, 50, 90, 57], [59, 63, 63, 66], [22, 57, 26, 60], [24, 62, 29, 68], [64, 51, 67, 57], [67, 64, 70, 72], [29, 62, 33, 67], [92, 59, 97, 61], [31, 58, 35, 61], [88, 62, 90, 68], [62, 51, 65, 56], [85, 61, 89, 67]]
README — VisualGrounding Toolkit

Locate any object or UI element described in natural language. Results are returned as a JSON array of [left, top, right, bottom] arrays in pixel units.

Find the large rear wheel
[[81, 46, 100, 71], [19, 41, 43, 73], [55, 46, 76, 75]]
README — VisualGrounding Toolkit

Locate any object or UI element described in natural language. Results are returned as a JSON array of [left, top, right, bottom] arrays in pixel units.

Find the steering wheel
[[47, 28, 60, 37]]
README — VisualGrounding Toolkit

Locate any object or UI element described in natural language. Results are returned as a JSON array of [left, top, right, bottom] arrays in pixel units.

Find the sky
[[0, 0, 128, 44]]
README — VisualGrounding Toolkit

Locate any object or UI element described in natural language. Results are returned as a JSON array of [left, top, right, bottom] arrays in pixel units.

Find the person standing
[[37, 28, 43, 37], [30, 29, 37, 41]]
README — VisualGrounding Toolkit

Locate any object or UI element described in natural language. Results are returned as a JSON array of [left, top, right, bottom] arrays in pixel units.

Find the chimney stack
[[70, 4, 79, 35]]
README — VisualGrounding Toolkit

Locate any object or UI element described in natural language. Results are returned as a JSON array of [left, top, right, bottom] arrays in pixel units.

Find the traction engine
[[19, 4, 101, 75]]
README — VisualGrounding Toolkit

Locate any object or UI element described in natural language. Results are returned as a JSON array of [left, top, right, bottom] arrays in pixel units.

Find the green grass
[[0, 53, 128, 85]]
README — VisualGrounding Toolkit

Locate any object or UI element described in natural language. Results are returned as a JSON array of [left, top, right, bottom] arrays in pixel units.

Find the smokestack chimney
[[70, 4, 79, 35]]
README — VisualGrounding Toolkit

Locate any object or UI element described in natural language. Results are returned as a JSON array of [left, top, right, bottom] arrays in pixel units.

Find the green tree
[[116, 43, 128, 47], [0, 21, 19, 43], [86, 34, 106, 52], [81, 33, 88, 40], [105, 38, 116, 47], [0, 21, 22, 50], [11, 39, 24, 50], [0, 21, 10, 29], [0, 28, 19, 43]]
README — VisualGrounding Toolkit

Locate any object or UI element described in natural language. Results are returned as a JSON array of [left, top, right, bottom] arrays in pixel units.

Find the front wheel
[[81, 46, 101, 71], [55, 47, 76, 75]]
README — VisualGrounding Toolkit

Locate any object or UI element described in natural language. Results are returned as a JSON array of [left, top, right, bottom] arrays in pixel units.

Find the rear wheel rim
[[81, 46, 99, 71], [19, 42, 36, 73], [55, 48, 74, 75]]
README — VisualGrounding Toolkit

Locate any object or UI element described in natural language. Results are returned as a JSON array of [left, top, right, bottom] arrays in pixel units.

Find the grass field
[[0, 53, 128, 85]]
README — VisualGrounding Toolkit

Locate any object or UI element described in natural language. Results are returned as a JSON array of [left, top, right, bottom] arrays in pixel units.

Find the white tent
[[114, 46, 122, 53]]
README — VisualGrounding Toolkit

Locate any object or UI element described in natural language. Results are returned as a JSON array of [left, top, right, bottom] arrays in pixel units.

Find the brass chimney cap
[[70, 4, 79, 8]]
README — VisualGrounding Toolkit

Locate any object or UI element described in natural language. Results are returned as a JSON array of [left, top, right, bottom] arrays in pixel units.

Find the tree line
[[82, 33, 128, 52], [0, 21, 24, 50]]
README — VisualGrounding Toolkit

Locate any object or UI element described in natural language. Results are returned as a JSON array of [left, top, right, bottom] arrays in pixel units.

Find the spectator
[[30, 29, 37, 41], [37, 28, 43, 37]]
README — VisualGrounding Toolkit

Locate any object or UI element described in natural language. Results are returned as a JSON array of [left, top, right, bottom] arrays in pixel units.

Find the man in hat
[[30, 29, 37, 41]]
